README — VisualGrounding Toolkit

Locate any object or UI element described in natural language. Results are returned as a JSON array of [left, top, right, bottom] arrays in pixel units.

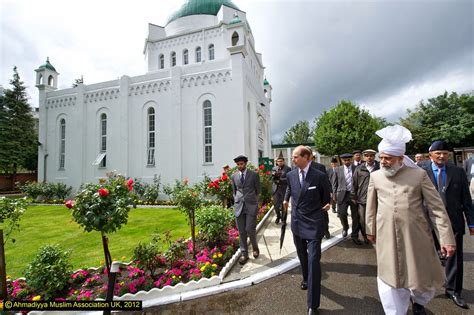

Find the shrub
[[133, 242, 166, 280], [196, 205, 234, 245], [24, 244, 72, 299], [16, 181, 43, 200], [51, 183, 72, 200], [0, 196, 27, 244], [17, 181, 72, 201]]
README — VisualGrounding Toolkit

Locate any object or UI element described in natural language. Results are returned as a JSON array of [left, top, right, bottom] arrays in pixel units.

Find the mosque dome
[[38, 57, 56, 72], [167, 0, 240, 25]]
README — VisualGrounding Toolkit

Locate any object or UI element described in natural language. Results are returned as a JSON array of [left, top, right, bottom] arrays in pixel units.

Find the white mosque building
[[35, 0, 272, 189]]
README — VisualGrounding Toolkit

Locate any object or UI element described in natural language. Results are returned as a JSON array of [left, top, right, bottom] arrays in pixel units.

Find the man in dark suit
[[352, 149, 380, 244], [231, 155, 261, 265], [271, 153, 291, 224], [333, 153, 359, 243], [327, 156, 339, 213], [422, 141, 474, 309], [283, 146, 331, 314]]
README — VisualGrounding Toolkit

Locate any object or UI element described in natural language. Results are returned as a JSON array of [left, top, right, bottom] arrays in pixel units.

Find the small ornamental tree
[[166, 179, 202, 257], [66, 172, 135, 273], [205, 170, 233, 208]]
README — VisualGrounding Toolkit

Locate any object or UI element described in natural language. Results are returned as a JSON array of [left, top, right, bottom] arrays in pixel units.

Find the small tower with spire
[[35, 57, 59, 91], [263, 77, 272, 102]]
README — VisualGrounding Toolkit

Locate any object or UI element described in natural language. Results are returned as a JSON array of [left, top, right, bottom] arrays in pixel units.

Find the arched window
[[100, 113, 107, 167], [59, 118, 66, 169], [232, 32, 239, 46], [171, 52, 176, 67], [39, 74, 43, 85], [195, 46, 201, 62], [208, 44, 215, 60], [48, 75, 54, 86], [147, 107, 155, 166], [203, 100, 212, 163], [159, 54, 164, 69], [183, 49, 189, 65]]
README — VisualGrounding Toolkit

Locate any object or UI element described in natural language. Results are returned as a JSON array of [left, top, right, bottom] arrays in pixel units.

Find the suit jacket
[[311, 161, 327, 173], [464, 157, 474, 182], [231, 169, 261, 218], [271, 165, 291, 194], [332, 164, 356, 204], [352, 161, 380, 204], [423, 162, 474, 234], [284, 166, 331, 240], [327, 167, 337, 193], [366, 166, 455, 291]]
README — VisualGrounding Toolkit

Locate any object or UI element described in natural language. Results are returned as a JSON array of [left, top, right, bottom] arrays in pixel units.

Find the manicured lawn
[[1, 205, 189, 278]]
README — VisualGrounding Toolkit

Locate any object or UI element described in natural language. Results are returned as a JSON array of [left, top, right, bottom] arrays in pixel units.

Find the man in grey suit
[[231, 155, 261, 265], [327, 156, 339, 213], [271, 154, 291, 224], [333, 153, 359, 243]]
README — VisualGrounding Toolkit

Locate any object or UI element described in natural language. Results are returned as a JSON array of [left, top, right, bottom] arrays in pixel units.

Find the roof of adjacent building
[[38, 57, 56, 72], [167, 0, 240, 24]]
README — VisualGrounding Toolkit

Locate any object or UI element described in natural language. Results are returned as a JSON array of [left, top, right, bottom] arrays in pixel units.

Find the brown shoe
[[239, 255, 249, 265], [253, 248, 260, 258]]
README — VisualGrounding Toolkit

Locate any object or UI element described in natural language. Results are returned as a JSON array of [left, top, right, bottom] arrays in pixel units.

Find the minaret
[[35, 57, 59, 182]]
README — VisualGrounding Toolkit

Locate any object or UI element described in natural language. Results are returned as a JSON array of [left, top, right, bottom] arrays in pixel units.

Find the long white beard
[[381, 163, 402, 177]]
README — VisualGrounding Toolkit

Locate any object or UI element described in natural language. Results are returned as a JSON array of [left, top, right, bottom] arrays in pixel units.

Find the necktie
[[437, 168, 443, 193], [345, 167, 352, 191], [240, 172, 245, 185], [300, 170, 305, 187]]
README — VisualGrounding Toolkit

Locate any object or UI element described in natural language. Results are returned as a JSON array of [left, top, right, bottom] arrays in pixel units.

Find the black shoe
[[308, 308, 318, 314], [324, 232, 332, 239], [352, 238, 362, 245], [239, 255, 249, 265], [412, 302, 427, 315], [275, 217, 281, 224], [300, 280, 308, 290], [253, 248, 260, 258], [446, 292, 469, 309], [363, 237, 370, 244], [342, 230, 348, 237]]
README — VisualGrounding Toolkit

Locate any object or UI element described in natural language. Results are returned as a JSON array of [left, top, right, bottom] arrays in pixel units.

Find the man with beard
[[231, 155, 261, 265], [422, 140, 474, 309], [352, 149, 379, 244], [366, 125, 455, 315]]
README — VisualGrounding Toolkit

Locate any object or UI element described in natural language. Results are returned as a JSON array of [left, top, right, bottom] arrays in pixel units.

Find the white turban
[[376, 125, 418, 168]]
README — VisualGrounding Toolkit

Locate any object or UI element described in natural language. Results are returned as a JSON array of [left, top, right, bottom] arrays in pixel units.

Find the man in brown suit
[[366, 125, 455, 315]]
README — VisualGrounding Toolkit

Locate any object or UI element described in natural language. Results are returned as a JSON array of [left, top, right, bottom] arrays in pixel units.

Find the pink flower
[[98, 188, 109, 197], [64, 199, 75, 209], [127, 282, 137, 293], [127, 178, 134, 191], [259, 165, 265, 170]]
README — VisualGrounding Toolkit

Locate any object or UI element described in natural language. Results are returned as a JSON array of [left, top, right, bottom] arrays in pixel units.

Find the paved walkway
[[224, 206, 351, 282]]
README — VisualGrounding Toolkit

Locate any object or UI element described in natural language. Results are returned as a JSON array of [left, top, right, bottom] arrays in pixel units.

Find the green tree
[[282, 120, 313, 144], [400, 91, 474, 154], [313, 100, 387, 155], [0, 67, 37, 175]]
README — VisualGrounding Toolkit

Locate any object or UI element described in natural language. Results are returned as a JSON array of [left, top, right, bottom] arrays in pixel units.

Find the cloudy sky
[[1, 0, 472, 142]]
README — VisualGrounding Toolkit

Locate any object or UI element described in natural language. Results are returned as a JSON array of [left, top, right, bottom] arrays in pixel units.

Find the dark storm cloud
[[247, 0, 473, 142]]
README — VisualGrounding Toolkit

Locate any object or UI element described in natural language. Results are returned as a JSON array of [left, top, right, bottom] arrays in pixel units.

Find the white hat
[[376, 125, 417, 168]]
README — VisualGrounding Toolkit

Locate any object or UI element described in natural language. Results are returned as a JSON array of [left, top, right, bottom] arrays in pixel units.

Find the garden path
[[224, 206, 352, 282]]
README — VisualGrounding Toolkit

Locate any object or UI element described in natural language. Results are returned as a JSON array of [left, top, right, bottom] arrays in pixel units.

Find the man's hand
[[283, 201, 289, 211], [441, 244, 456, 258], [322, 203, 330, 212], [367, 234, 376, 244], [469, 227, 474, 236]]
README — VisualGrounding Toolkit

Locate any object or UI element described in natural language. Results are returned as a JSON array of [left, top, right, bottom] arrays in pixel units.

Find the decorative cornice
[[129, 80, 172, 96], [84, 88, 120, 104], [181, 70, 231, 88], [45, 96, 76, 109]]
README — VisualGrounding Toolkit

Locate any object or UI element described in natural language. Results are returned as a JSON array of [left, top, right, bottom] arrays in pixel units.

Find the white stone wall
[[37, 5, 271, 191]]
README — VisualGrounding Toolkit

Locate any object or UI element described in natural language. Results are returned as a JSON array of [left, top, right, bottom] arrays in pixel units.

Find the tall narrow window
[[171, 52, 176, 67], [100, 113, 107, 167], [232, 32, 239, 46], [147, 107, 155, 166], [208, 44, 215, 60], [183, 49, 189, 65], [59, 118, 66, 169], [195, 47, 201, 62], [203, 100, 212, 163], [159, 54, 164, 69]]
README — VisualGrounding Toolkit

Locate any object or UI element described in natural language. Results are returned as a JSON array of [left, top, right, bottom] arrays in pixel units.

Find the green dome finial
[[263, 77, 269, 85], [39, 57, 57, 72], [167, 0, 240, 25]]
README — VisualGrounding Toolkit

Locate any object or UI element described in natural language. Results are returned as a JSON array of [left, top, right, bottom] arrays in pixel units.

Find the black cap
[[340, 153, 353, 159], [429, 140, 449, 152], [330, 156, 338, 163], [352, 150, 361, 154], [233, 155, 248, 163]]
